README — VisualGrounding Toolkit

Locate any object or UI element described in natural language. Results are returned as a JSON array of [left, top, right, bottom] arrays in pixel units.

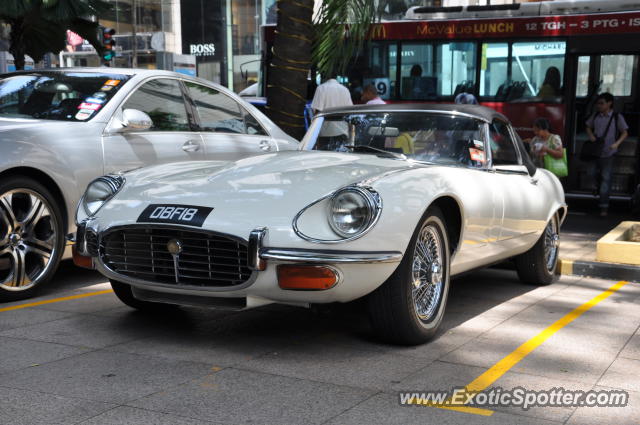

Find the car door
[[488, 118, 547, 250], [102, 78, 205, 174], [184, 81, 278, 160]]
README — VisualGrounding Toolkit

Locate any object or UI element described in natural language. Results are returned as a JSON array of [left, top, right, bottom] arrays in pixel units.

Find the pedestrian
[[523, 117, 564, 169], [584, 92, 629, 216], [361, 84, 386, 105], [310, 72, 353, 116], [454, 92, 478, 105]]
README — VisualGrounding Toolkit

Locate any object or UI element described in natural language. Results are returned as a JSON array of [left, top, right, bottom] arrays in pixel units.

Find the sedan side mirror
[[121, 109, 152, 132]]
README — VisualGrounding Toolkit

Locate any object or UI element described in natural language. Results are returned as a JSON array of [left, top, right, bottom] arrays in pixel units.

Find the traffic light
[[101, 27, 116, 63]]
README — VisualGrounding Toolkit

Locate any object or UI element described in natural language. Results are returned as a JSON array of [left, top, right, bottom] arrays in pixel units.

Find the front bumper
[[77, 223, 403, 307]]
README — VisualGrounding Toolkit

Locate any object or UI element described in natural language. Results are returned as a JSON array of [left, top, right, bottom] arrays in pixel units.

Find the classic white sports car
[[75, 104, 566, 345]]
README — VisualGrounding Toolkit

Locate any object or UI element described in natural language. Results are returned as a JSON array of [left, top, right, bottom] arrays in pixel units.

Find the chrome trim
[[261, 248, 402, 264], [292, 185, 382, 244], [248, 227, 267, 271], [95, 224, 257, 293]]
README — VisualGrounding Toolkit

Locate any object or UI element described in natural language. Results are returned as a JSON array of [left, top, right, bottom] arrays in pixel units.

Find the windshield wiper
[[345, 145, 407, 160]]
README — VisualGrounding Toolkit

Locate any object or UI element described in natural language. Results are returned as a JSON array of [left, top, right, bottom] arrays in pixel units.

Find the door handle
[[182, 140, 201, 152], [530, 178, 539, 185], [259, 139, 273, 152]]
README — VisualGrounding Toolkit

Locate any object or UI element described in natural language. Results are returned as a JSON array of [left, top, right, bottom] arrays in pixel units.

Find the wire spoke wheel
[[543, 218, 559, 272], [0, 189, 59, 292], [411, 224, 444, 322]]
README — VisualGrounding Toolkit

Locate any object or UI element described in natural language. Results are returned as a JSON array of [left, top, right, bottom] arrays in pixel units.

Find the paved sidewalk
[[0, 264, 639, 424]]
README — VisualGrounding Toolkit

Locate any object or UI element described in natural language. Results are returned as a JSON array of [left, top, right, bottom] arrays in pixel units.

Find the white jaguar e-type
[[75, 104, 566, 345]]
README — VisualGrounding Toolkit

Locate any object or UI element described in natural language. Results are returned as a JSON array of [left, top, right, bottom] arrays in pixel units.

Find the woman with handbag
[[524, 117, 567, 176]]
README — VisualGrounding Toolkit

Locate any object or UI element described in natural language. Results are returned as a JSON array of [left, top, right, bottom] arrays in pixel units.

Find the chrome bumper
[[260, 248, 402, 264]]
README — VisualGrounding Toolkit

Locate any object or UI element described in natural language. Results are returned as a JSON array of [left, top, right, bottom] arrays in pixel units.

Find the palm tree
[[0, 0, 110, 70], [266, 0, 378, 139]]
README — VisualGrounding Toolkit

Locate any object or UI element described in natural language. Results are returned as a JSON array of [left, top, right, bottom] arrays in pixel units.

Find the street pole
[[132, 0, 138, 68]]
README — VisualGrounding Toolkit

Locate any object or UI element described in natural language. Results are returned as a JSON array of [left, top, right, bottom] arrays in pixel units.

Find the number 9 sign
[[364, 78, 390, 100]]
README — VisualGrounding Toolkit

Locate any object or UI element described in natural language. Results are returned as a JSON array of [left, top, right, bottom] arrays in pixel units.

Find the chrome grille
[[100, 226, 252, 287]]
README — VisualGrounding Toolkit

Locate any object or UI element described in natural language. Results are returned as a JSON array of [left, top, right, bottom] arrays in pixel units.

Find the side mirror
[[121, 109, 152, 132]]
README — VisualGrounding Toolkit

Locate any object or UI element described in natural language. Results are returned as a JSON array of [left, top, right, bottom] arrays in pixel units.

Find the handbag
[[544, 148, 568, 178], [580, 112, 616, 161]]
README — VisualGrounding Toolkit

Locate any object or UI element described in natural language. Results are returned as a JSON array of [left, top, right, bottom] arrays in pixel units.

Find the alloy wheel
[[0, 189, 59, 291]]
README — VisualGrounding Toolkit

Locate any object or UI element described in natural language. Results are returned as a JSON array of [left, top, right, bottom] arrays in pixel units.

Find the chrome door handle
[[259, 139, 273, 152], [182, 140, 201, 152], [530, 178, 539, 185]]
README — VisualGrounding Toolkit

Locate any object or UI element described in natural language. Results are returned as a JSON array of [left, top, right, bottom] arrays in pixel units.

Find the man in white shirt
[[361, 84, 386, 105], [311, 73, 353, 115]]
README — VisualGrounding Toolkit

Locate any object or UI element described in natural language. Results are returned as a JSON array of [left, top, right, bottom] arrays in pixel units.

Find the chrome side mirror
[[121, 109, 152, 132]]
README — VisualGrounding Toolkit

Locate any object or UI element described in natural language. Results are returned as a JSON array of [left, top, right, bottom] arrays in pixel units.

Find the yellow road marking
[[421, 280, 631, 416], [0, 289, 114, 313]]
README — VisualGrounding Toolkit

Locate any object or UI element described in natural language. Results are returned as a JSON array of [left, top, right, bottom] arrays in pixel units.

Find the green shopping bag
[[543, 148, 568, 178]]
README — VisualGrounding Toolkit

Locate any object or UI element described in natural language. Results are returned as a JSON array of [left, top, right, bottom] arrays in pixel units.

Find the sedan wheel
[[367, 206, 450, 345], [0, 178, 64, 301]]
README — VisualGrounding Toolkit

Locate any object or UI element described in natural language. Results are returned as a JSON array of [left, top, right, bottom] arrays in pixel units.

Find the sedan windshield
[[0, 72, 130, 121], [303, 112, 487, 167]]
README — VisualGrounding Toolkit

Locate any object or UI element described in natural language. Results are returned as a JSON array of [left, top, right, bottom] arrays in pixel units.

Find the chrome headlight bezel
[[327, 186, 380, 239], [292, 185, 382, 243], [80, 175, 125, 218]]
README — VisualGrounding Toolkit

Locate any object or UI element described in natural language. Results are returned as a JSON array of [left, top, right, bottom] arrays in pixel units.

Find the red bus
[[261, 1, 640, 201]]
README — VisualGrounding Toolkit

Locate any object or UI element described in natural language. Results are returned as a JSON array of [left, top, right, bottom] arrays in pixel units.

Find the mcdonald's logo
[[370, 24, 387, 39]]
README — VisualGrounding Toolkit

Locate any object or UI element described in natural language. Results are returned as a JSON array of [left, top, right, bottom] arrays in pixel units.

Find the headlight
[[82, 175, 125, 217], [328, 187, 380, 239]]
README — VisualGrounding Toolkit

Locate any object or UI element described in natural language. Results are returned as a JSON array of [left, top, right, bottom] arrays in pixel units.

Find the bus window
[[600, 55, 635, 97], [436, 42, 476, 96], [576, 56, 590, 98], [511, 41, 566, 100], [480, 43, 508, 98], [363, 42, 396, 100], [400, 43, 434, 100]]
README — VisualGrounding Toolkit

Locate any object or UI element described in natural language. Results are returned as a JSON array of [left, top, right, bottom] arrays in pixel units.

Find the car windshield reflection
[[306, 112, 487, 168]]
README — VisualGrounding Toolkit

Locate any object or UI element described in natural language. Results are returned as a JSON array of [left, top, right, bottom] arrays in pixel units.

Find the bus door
[[566, 41, 640, 200]]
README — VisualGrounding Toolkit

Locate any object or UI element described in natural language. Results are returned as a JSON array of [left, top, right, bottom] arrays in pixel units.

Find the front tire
[[367, 207, 451, 345], [110, 279, 173, 312], [515, 215, 560, 286], [0, 176, 65, 301]]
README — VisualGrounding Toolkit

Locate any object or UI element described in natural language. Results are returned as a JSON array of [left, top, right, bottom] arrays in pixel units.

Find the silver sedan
[[0, 68, 298, 301]]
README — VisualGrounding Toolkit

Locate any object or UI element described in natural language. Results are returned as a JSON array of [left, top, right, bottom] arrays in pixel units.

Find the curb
[[559, 259, 640, 283]]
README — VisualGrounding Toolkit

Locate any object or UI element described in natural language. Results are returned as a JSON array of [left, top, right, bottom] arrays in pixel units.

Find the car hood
[[100, 151, 418, 234]]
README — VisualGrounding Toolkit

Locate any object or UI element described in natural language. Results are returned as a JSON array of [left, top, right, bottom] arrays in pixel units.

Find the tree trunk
[[265, 0, 314, 140], [8, 18, 26, 71]]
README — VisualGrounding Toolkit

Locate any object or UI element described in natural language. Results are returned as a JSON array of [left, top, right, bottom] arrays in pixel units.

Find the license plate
[[137, 204, 213, 227]]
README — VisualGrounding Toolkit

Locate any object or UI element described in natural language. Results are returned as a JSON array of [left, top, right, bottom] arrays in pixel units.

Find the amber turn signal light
[[72, 246, 94, 269], [277, 265, 338, 290]]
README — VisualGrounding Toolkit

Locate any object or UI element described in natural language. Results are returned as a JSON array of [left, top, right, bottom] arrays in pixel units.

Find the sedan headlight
[[82, 175, 125, 217], [328, 187, 381, 239]]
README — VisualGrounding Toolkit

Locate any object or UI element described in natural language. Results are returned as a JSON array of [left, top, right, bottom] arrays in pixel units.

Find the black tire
[[0, 176, 65, 301], [515, 215, 560, 286], [110, 279, 174, 311], [367, 206, 451, 345]]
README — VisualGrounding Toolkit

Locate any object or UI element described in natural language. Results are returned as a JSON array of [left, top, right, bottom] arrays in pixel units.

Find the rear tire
[[0, 176, 65, 301], [515, 215, 559, 286], [367, 206, 450, 345]]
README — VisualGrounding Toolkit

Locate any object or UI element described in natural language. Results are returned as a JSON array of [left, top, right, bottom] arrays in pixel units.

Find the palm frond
[[312, 0, 379, 77]]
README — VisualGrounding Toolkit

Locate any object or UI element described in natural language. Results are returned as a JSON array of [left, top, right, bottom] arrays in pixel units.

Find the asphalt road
[[0, 261, 638, 425]]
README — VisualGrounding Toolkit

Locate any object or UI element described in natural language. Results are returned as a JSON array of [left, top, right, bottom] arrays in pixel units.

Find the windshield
[[0, 72, 130, 121], [303, 112, 487, 168]]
